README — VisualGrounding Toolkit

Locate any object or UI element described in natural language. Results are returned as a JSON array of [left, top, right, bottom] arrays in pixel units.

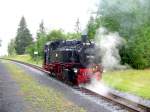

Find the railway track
[[74, 87, 150, 112], [1, 58, 150, 112]]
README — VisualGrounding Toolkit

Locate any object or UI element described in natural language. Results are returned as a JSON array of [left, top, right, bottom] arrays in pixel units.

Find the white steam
[[85, 79, 109, 95], [95, 27, 126, 70]]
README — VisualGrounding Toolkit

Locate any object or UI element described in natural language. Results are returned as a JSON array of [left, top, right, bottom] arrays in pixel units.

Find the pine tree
[[15, 16, 33, 54], [87, 16, 97, 39], [39, 20, 45, 34], [8, 39, 16, 55], [36, 20, 47, 57], [74, 18, 81, 34]]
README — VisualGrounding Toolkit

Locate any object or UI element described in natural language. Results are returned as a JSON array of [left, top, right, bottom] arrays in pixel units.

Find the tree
[[26, 43, 36, 58], [8, 39, 16, 55], [89, 0, 150, 69], [87, 16, 98, 39], [71, 18, 81, 39], [66, 32, 81, 40], [47, 29, 66, 41], [26, 20, 47, 58], [37, 20, 46, 38], [121, 24, 150, 69], [75, 18, 81, 33], [15, 16, 33, 54], [36, 20, 47, 57]]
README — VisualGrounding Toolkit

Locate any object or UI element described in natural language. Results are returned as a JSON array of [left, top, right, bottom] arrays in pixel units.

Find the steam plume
[[95, 27, 126, 70]]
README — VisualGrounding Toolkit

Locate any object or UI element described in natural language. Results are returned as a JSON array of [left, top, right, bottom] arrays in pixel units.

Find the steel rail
[[74, 87, 150, 112]]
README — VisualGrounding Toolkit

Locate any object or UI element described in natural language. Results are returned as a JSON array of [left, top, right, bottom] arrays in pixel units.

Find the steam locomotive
[[43, 35, 103, 85]]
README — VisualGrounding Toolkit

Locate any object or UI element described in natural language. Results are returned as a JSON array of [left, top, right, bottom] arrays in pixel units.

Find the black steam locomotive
[[43, 35, 103, 85]]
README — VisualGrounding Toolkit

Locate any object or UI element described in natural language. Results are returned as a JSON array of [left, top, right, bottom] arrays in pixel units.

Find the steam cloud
[[95, 27, 126, 70]]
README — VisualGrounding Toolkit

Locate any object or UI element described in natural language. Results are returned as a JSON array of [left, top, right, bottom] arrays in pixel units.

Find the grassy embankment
[[5, 54, 150, 99], [103, 70, 150, 99], [4, 60, 85, 112], [4, 54, 42, 66]]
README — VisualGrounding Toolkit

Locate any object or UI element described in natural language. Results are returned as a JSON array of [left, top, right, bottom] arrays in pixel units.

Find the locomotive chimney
[[81, 35, 88, 43], [81, 29, 89, 44]]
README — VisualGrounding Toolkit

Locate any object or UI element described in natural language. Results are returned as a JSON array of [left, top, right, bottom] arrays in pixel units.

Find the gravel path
[[0, 60, 29, 112]]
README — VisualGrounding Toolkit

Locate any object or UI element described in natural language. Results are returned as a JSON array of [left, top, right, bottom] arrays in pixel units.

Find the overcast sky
[[0, 0, 98, 56]]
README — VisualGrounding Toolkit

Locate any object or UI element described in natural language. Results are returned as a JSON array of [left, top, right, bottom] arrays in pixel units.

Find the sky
[[0, 0, 99, 56]]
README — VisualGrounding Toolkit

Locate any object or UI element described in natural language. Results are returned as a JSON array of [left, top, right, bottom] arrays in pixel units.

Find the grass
[[102, 69, 150, 99], [4, 54, 42, 67], [4, 61, 85, 112]]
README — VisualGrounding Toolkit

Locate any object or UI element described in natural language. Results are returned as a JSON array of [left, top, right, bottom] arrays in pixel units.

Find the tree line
[[8, 16, 81, 59], [8, 0, 150, 69], [87, 0, 150, 69]]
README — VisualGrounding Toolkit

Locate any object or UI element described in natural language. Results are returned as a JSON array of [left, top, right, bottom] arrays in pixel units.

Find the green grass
[[4, 54, 42, 67], [5, 61, 85, 112], [102, 70, 150, 99]]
